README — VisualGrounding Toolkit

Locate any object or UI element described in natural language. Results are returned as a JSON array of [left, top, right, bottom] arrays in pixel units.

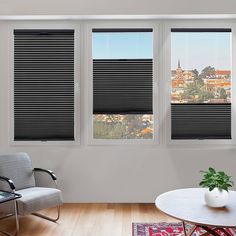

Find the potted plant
[[199, 167, 234, 208]]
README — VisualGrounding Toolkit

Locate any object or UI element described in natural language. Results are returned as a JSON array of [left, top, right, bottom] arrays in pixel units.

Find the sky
[[171, 32, 231, 71], [92, 32, 153, 59], [92, 31, 231, 72]]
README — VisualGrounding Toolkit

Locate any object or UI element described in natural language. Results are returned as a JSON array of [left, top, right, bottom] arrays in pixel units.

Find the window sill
[[166, 138, 235, 148], [87, 138, 159, 146]]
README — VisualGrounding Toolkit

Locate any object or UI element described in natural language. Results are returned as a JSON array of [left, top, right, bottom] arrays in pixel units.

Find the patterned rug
[[132, 222, 236, 236]]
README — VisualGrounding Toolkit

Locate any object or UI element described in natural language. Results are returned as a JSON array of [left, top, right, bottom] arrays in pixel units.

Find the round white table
[[155, 188, 236, 236]]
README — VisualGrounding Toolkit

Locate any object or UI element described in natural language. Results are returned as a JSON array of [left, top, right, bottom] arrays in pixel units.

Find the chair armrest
[[33, 168, 57, 181], [0, 176, 16, 191]]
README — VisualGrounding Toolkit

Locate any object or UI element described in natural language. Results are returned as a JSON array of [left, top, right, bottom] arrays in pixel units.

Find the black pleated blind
[[93, 28, 153, 115], [93, 59, 153, 114], [14, 29, 75, 141], [171, 28, 231, 33], [93, 28, 153, 33], [171, 104, 231, 139]]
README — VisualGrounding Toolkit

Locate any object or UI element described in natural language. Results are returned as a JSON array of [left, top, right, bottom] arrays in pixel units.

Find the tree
[[192, 69, 199, 79], [192, 69, 204, 86], [219, 88, 227, 100], [181, 82, 200, 102], [200, 66, 216, 79], [198, 90, 214, 103], [181, 76, 214, 103]]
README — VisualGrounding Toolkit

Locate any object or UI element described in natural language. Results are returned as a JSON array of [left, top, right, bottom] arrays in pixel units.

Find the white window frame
[[85, 21, 160, 146], [8, 21, 81, 146], [163, 20, 236, 147], [7, 18, 236, 148]]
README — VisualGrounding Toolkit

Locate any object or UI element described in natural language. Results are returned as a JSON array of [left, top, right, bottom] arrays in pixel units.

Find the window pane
[[92, 29, 153, 139], [93, 114, 153, 139], [93, 31, 153, 59], [171, 30, 231, 104], [171, 29, 231, 140]]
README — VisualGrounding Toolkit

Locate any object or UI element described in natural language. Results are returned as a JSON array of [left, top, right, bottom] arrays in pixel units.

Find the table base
[[183, 221, 232, 236]]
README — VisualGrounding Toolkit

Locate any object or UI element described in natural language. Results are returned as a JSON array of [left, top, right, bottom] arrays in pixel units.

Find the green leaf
[[222, 186, 229, 192], [218, 171, 225, 176], [209, 186, 215, 191], [209, 167, 216, 174], [199, 181, 205, 186]]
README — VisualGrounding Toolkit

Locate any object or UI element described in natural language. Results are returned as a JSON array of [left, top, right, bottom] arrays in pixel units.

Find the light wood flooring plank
[[0, 203, 177, 236]]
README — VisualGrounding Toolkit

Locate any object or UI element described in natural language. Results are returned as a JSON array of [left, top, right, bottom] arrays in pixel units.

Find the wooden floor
[[0, 204, 178, 236]]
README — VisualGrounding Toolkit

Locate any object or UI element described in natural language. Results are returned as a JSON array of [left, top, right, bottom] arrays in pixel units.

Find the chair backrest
[[0, 152, 35, 191]]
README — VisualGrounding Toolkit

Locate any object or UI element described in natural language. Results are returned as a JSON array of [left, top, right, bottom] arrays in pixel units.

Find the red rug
[[132, 222, 236, 236]]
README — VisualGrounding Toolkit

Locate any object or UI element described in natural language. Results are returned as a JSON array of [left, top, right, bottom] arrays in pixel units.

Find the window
[[92, 28, 153, 139], [171, 28, 232, 139], [14, 29, 75, 141]]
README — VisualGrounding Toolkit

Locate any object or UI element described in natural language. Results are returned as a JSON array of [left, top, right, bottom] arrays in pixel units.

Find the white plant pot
[[205, 188, 229, 208]]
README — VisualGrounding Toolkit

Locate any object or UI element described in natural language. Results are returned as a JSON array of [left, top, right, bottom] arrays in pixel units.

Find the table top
[[0, 190, 21, 204], [155, 188, 236, 227]]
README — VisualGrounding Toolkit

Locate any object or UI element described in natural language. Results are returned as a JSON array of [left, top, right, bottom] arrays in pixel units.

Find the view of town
[[93, 114, 153, 139], [172, 60, 231, 103]]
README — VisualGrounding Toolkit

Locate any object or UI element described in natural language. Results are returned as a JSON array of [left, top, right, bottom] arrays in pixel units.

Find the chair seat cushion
[[16, 187, 62, 215]]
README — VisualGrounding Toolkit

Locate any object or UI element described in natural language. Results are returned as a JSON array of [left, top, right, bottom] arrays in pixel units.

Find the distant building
[[172, 60, 185, 88], [172, 60, 194, 85], [215, 70, 230, 78]]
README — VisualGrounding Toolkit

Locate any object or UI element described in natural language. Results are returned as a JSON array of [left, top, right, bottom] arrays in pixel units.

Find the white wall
[[1, 17, 236, 202], [0, 0, 236, 15]]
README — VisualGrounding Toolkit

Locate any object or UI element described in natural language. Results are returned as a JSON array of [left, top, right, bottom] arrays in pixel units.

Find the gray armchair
[[0, 152, 62, 235]]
